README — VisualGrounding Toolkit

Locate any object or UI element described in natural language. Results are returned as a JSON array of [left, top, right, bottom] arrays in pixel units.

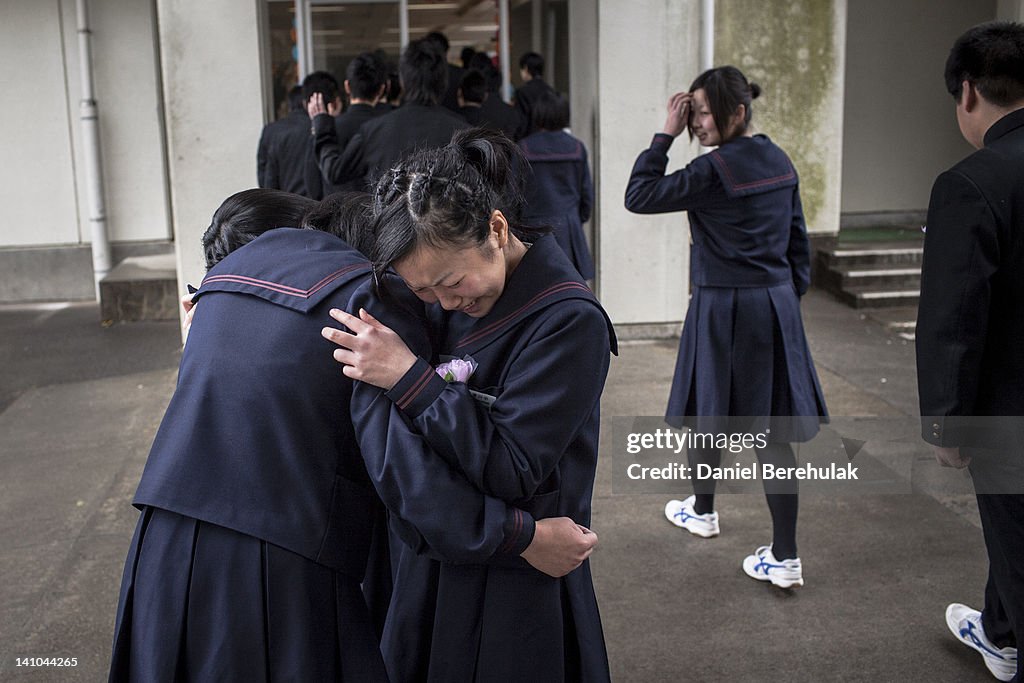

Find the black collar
[[984, 107, 1024, 146]]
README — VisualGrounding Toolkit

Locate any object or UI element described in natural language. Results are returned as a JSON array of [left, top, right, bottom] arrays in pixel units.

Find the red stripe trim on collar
[[454, 281, 591, 349], [203, 263, 368, 299], [711, 150, 794, 191]]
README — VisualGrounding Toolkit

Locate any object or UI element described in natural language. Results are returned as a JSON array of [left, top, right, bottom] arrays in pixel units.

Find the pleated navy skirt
[[108, 506, 387, 682], [666, 283, 828, 443]]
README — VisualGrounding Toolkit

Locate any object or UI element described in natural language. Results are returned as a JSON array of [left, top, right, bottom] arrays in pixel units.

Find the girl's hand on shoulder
[[662, 91, 692, 138], [322, 308, 417, 390]]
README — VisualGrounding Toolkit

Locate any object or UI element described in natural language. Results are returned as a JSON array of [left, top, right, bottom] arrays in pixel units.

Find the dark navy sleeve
[[624, 133, 718, 214], [346, 283, 535, 562], [313, 113, 365, 187], [787, 185, 811, 296], [388, 302, 612, 502], [916, 169, 998, 445]]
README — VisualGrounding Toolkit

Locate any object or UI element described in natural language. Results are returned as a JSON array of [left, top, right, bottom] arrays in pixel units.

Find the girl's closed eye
[[446, 279, 463, 289]]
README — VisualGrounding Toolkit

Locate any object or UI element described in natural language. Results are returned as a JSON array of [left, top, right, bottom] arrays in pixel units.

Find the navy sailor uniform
[[625, 133, 827, 441], [377, 234, 617, 682], [110, 228, 533, 682], [519, 130, 596, 280]]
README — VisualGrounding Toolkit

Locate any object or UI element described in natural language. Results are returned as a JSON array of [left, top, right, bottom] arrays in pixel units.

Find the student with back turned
[[309, 38, 467, 191], [916, 21, 1024, 683]]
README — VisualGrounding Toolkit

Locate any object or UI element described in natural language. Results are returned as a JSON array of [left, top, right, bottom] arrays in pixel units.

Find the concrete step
[[822, 264, 922, 291], [819, 243, 924, 269], [99, 254, 178, 323], [836, 286, 920, 310]]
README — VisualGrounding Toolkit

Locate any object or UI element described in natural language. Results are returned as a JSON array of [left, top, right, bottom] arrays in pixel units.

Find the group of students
[[258, 34, 596, 282], [111, 18, 1022, 683]]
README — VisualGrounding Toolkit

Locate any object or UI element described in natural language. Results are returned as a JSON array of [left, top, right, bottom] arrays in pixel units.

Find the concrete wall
[[840, 0, 994, 215], [156, 0, 267, 326], [0, 0, 170, 301], [998, 0, 1024, 20], [594, 0, 699, 329], [716, 0, 847, 235]]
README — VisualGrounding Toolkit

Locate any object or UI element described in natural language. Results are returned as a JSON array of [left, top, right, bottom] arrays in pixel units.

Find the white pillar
[[595, 0, 700, 332], [399, 0, 409, 49], [156, 0, 265, 339]]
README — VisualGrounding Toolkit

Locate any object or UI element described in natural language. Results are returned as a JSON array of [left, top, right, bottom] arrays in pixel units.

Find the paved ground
[[0, 291, 996, 682]]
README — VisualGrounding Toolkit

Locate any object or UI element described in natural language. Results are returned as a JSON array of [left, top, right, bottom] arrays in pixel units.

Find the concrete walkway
[[0, 291, 994, 682]]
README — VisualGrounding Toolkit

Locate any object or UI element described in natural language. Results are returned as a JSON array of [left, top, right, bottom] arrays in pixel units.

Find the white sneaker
[[742, 545, 804, 588], [945, 603, 1018, 681], [663, 495, 719, 538]]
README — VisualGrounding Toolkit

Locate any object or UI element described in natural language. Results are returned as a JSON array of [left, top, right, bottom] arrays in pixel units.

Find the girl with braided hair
[[323, 128, 616, 682]]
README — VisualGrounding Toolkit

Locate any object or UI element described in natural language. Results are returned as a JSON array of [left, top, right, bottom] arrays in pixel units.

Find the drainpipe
[[699, 0, 714, 154], [499, 0, 511, 103], [76, 0, 111, 298], [295, 0, 310, 80], [701, 0, 714, 72]]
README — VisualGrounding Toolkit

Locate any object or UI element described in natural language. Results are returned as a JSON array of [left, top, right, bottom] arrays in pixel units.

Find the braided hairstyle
[[370, 128, 530, 277], [687, 65, 761, 142]]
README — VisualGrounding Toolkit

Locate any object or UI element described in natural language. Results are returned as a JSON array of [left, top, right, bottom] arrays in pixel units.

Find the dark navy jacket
[[917, 108, 1024, 446], [305, 103, 385, 198], [513, 77, 556, 139], [625, 133, 811, 295], [520, 130, 595, 279], [133, 228, 532, 584], [379, 234, 616, 682], [313, 104, 468, 191], [257, 110, 312, 196], [460, 95, 522, 140]]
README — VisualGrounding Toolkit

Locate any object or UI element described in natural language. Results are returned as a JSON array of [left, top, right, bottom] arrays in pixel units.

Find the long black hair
[[687, 65, 761, 142], [202, 189, 317, 270], [370, 128, 532, 276]]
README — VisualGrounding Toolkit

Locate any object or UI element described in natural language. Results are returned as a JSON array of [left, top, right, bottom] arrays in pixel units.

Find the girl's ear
[[489, 209, 509, 248]]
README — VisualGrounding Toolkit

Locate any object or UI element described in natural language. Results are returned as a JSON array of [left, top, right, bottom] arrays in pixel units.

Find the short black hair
[[519, 52, 544, 78], [346, 52, 386, 101], [468, 52, 501, 93], [286, 84, 305, 113], [531, 89, 569, 131], [945, 21, 1024, 105], [301, 70, 340, 105], [461, 46, 477, 68], [459, 70, 487, 105], [423, 31, 450, 54], [400, 38, 448, 106]]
